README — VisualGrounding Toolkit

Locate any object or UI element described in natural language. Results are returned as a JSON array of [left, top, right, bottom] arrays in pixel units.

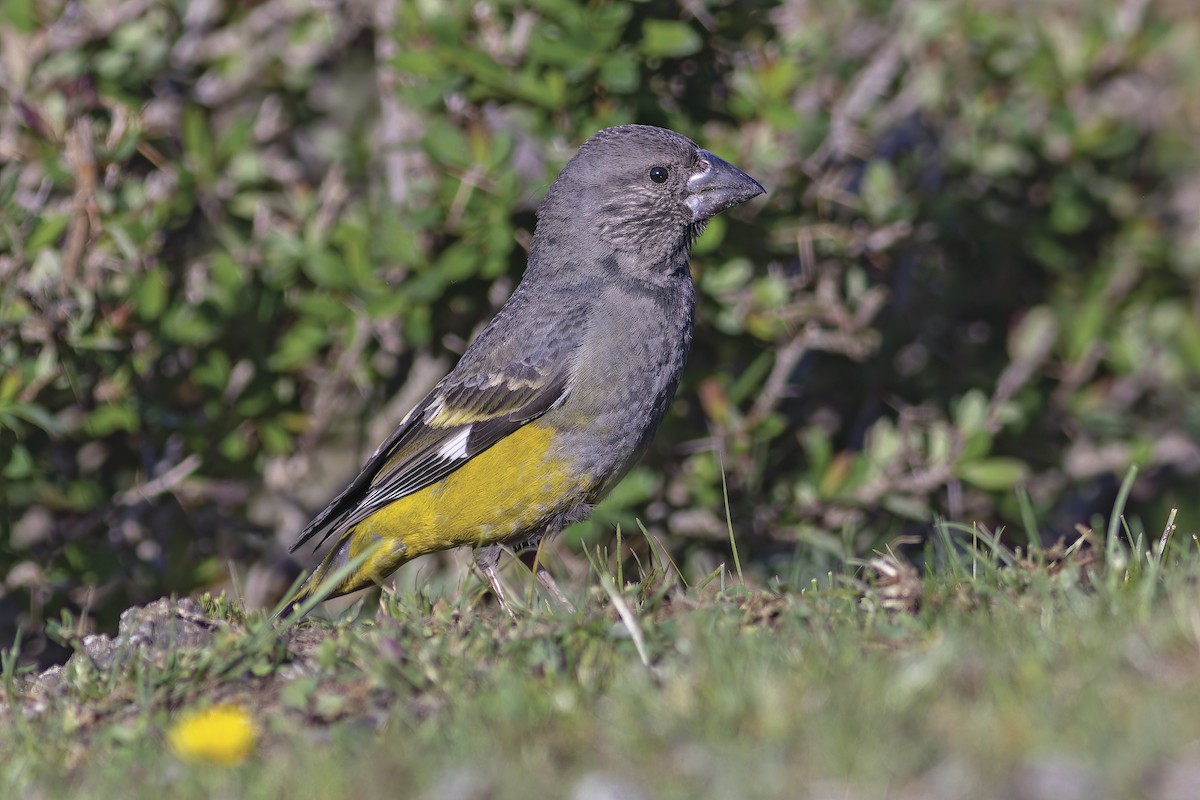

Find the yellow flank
[[310, 421, 589, 598]]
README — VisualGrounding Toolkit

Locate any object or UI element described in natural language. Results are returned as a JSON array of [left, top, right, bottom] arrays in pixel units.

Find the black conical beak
[[685, 150, 766, 223]]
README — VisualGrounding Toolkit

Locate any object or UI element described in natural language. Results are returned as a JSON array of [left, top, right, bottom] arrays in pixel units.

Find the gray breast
[[548, 273, 695, 496]]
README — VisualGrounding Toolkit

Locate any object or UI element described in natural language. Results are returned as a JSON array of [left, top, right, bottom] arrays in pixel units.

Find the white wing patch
[[423, 397, 446, 424], [355, 424, 474, 514], [436, 427, 472, 461]]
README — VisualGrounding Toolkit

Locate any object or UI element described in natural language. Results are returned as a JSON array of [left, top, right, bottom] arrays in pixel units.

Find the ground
[[4, 527, 1200, 799]]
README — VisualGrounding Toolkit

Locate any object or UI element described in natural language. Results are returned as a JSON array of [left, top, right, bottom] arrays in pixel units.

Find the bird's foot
[[533, 561, 576, 613], [474, 545, 518, 619]]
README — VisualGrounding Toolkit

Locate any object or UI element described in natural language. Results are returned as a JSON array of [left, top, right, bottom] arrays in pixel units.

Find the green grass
[[4, 516, 1200, 799]]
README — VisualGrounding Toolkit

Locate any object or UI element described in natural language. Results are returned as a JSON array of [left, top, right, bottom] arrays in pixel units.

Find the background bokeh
[[3, 0, 1200, 663]]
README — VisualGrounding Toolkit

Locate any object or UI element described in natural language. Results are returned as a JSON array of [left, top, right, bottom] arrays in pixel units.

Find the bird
[[283, 124, 764, 616]]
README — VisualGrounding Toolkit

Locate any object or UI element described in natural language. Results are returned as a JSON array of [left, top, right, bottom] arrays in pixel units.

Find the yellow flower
[[168, 705, 257, 766]]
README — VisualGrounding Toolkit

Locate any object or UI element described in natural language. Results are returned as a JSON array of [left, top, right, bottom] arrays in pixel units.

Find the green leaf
[[423, 120, 471, 169], [1008, 305, 1058, 364], [0, 371, 21, 402], [2, 443, 33, 479], [392, 50, 442, 76], [281, 677, 319, 711], [181, 105, 214, 183], [954, 390, 989, 435], [292, 291, 353, 324], [302, 249, 352, 290], [861, 161, 901, 222], [959, 430, 994, 463], [161, 305, 220, 346], [220, 430, 251, 462], [83, 404, 140, 437], [258, 419, 292, 454], [0, 402, 63, 435], [600, 53, 639, 93], [268, 322, 331, 372], [2, 0, 38, 32], [133, 269, 169, 321], [210, 252, 248, 314], [693, 215, 726, 255], [864, 418, 902, 467], [26, 214, 71, 251], [193, 350, 232, 391], [640, 21, 701, 58], [958, 458, 1030, 491], [700, 256, 752, 295]]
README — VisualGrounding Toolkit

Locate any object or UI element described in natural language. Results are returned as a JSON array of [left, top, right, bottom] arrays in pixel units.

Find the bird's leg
[[473, 545, 516, 619], [534, 562, 576, 613], [519, 546, 576, 613], [476, 539, 576, 615]]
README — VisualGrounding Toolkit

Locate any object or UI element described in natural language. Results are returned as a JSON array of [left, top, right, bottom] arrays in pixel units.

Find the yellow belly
[[342, 421, 590, 587]]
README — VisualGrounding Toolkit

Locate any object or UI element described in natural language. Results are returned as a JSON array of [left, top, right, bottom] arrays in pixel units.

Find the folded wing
[[290, 306, 584, 554]]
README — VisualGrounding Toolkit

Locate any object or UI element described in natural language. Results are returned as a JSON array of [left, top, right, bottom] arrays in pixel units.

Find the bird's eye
[[649, 166, 669, 184]]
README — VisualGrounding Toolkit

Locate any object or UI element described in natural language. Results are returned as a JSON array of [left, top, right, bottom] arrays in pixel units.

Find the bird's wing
[[290, 305, 584, 554]]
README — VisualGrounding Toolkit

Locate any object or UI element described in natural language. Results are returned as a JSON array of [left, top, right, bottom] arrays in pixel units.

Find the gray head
[[536, 124, 765, 269]]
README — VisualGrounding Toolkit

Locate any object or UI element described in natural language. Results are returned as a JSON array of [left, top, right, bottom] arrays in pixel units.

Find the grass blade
[[1105, 464, 1138, 569], [719, 457, 744, 586]]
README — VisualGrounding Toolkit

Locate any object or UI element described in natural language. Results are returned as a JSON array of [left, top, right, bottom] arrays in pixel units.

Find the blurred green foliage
[[2, 0, 1200, 657]]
